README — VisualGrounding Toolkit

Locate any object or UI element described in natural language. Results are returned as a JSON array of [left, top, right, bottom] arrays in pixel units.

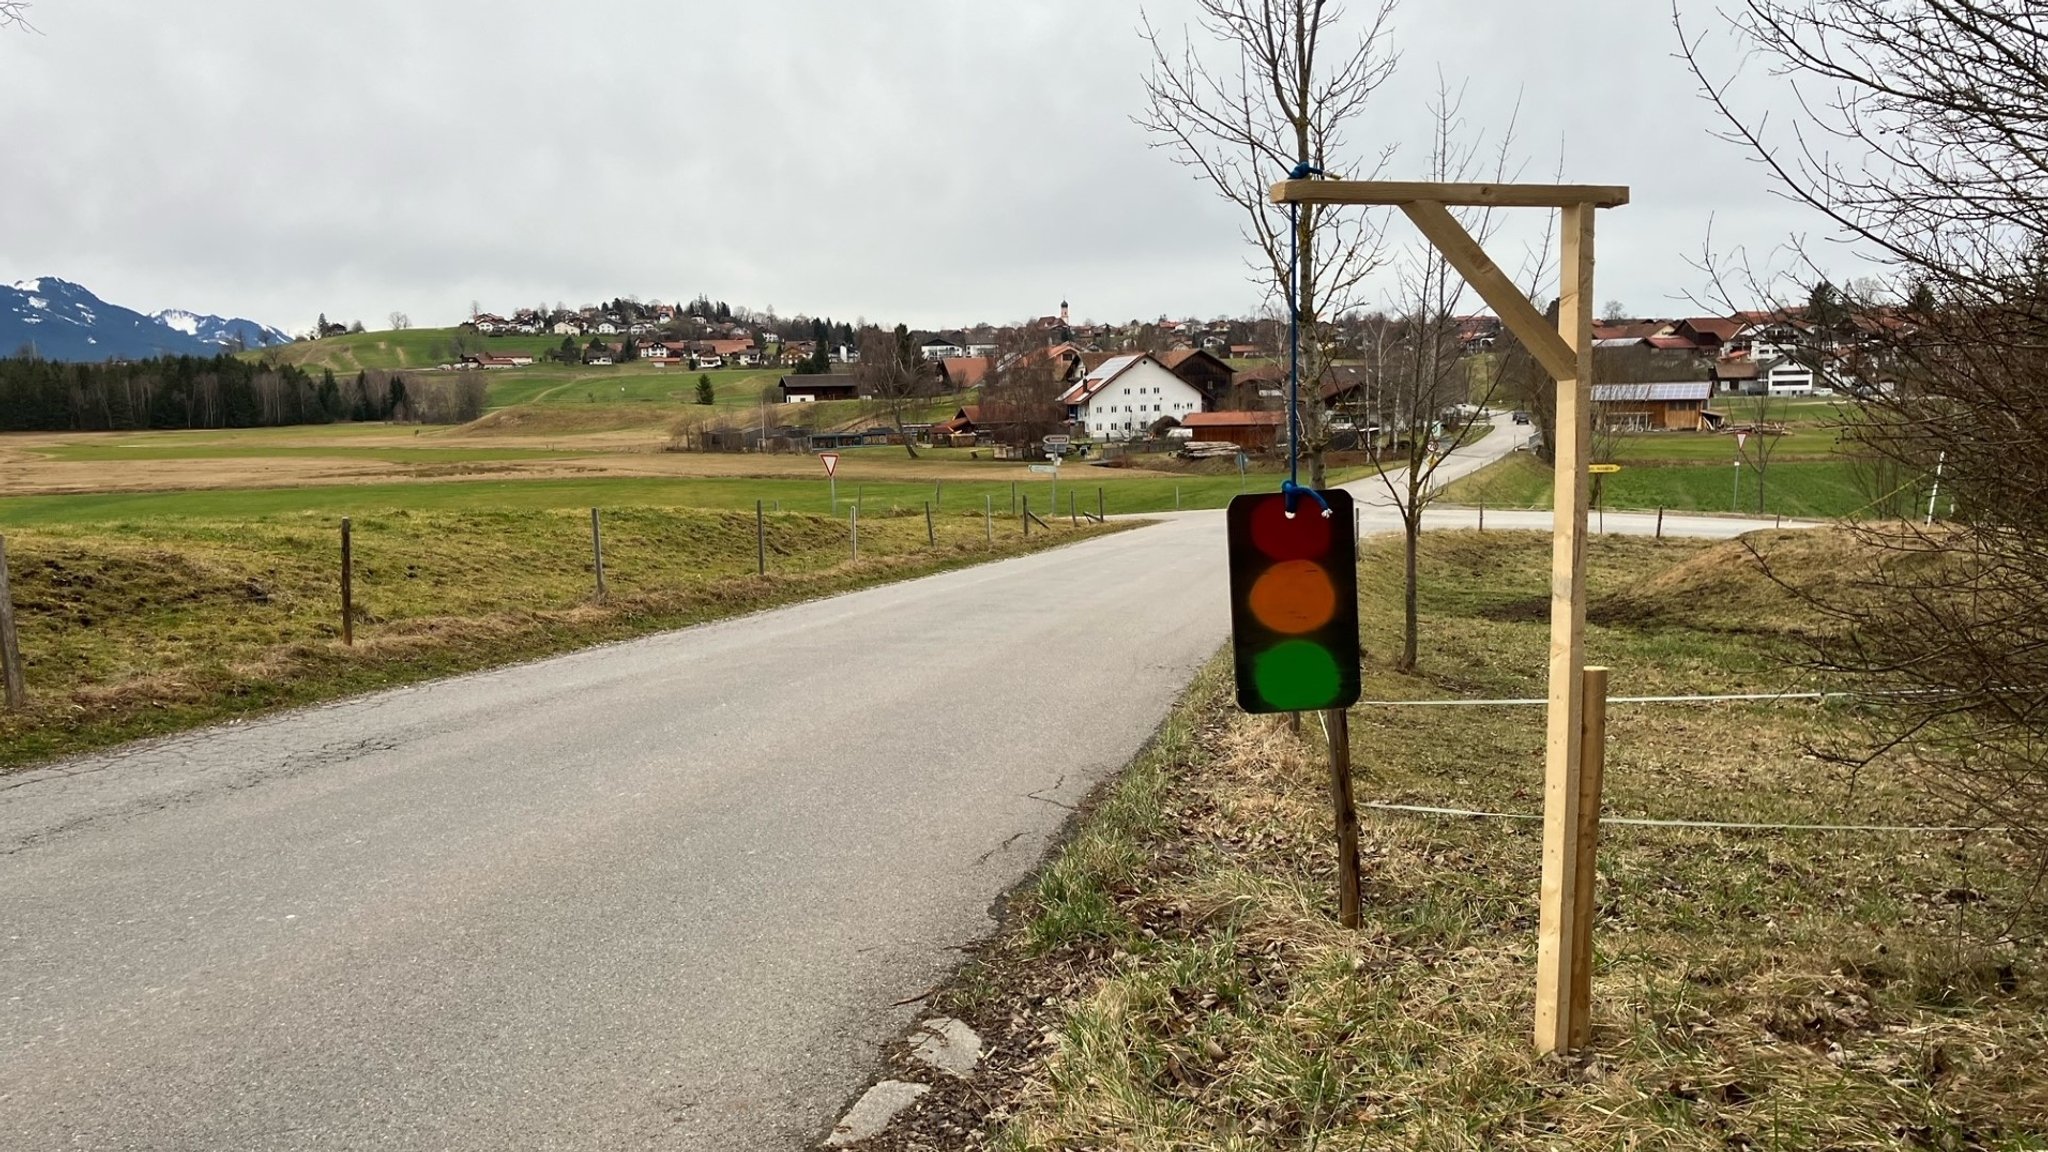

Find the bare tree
[[1139, 0, 1399, 487], [388, 312, 412, 332], [854, 325, 928, 459], [1678, 0, 2048, 916], [1369, 81, 1538, 672], [982, 325, 1077, 448], [1, 2, 33, 32]]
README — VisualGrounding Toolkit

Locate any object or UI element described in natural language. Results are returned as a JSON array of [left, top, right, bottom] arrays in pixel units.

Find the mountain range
[[2, 277, 291, 362]]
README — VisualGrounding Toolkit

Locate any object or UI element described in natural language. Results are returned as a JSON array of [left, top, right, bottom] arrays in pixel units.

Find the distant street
[[0, 419, 1803, 1150]]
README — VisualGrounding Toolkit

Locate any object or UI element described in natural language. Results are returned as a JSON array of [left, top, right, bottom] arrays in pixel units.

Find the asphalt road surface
[[0, 421, 1803, 1150]]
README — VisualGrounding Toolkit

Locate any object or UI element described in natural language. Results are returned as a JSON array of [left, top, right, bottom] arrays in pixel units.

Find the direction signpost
[[821, 451, 840, 513]]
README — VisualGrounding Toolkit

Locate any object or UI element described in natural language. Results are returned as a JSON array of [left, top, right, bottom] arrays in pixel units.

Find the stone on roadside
[[909, 1016, 982, 1077], [824, 1080, 928, 1147]]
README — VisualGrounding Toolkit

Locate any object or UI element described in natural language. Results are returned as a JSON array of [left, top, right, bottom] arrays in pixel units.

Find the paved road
[[0, 420, 1802, 1150]]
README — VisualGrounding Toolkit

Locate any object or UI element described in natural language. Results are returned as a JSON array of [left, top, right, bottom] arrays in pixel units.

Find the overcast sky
[[0, 1, 1845, 334]]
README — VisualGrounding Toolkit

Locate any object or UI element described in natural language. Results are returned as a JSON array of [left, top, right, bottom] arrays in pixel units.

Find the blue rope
[[1284, 161, 1325, 518]]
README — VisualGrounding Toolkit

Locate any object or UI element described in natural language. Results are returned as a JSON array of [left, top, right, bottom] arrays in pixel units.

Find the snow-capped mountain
[[1, 278, 290, 362], [150, 308, 291, 351]]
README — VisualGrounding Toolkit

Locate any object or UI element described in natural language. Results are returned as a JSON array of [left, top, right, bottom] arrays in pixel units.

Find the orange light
[[1248, 560, 1337, 634]]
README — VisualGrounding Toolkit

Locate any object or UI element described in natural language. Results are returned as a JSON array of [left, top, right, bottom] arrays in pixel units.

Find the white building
[[1060, 354, 1208, 441]]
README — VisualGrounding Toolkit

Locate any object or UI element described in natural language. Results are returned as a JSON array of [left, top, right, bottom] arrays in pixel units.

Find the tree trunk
[[1399, 510, 1421, 673], [1309, 449, 1327, 489]]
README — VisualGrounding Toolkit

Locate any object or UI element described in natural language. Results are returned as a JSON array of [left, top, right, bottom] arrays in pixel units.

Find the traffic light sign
[[1226, 490, 1361, 714]]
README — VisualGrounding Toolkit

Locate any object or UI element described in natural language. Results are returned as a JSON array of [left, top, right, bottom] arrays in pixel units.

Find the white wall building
[[1060, 354, 1208, 441]]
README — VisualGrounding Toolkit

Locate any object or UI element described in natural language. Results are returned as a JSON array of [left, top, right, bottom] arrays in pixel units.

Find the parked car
[[1512, 410, 1531, 425]]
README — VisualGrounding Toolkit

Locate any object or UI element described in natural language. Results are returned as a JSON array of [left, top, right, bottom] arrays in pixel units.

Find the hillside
[[241, 327, 564, 373]]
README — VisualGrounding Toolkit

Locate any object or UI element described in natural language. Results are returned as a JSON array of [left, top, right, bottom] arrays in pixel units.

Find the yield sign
[[1735, 431, 1749, 450], [820, 452, 840, 477]]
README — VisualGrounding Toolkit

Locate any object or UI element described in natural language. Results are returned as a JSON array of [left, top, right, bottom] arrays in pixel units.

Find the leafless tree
[[1, 2, 34, 32], [1369, 81, 1538, 672], [388, 312, 412, 332], [1679, 0, 2048, 915], [982, 325, 1076, 448], [1139, 0, 1399, 487], [854, 325, 928, 459]]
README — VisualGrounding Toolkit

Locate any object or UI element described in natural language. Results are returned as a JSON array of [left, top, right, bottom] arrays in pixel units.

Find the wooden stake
[[985, 495, 993, 547], [1022, 495, 1029, 537], [1069, 490, 1077, 527], [1479, 500, 1485, 533], [1656, 505, 1665, 540], [1569, 666, 1611, 1051], [1535, 203, 1597, 1056], [926, 501, 935, 546], [0, 535, 25, 710], [757, 500, 767, 576], [590, 508, 607, 602], [850, 507, 859, 560], [1097, 487, 1105, 522], [341, 517, 354, 648], [1326, 707, 1362, 929]]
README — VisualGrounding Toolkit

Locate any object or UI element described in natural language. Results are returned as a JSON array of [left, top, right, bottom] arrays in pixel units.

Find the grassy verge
[[0, 507, 1125, 771], [1444, 452, 1872, 520], [872, 530, 2046, 1150]]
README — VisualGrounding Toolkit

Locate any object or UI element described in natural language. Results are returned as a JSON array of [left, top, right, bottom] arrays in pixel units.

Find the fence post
[[925, 502, 935, 546], [1069, 490, 1077, 527], [1022, 495, 1030, 537], [935, 481, 942, 509], [0, 535, 25, 710], [1097, 487, 1105, 522], [1568, 666, 1611, 1051], [590, 508, 607, 602], [1656, 505, 1665, 540], [1011, 481, 1017, 518], [985, 494, 993, 547], [1175, 484, 1181, 511], [1326, 707, 1362, 929], [340, 517, 354, 648], [850, 506, 859, 560], [756, 500, 766, 576], [1479, 500, 1485, 533]]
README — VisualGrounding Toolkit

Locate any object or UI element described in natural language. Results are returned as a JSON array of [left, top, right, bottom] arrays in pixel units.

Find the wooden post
[[1326, 707, 1362, 929], [1069, 490, 1077, 527], [756, 500, 766, 576], [850, 507, 859, 560], [1022, 495, 1029, 537], [0, 535, 25, 710], [590, 508, 607, 602], [925, 502, 935, 546], [935, 481, 942, 508], [1097, 487, 1105, 522], [340, 517, 354, 648], [1534, 203, 1597, 1056], [1656, 505, 1665, 540], [1175, 484, 1181, 511], [1569, 666, 1610, 1051], [985, 494, 993, 547], [1010, 481, 1017, 518], [1479, 500, 1485, 533]]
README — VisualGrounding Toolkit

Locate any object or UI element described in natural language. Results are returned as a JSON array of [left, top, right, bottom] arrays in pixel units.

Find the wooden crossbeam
[[1270, 180, 1629, 209], [1398, 202, 1576, 384]]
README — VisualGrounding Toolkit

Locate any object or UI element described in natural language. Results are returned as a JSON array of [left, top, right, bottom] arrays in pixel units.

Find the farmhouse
[[779, 374, 863, 402], [1158, 348, 1236, 407], [1059, 354, 1207, 441], [1591, 381, 1716, 431], [937, 357, 989, 390]]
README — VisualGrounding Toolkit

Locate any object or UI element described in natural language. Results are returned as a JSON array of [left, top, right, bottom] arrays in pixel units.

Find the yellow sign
[[1588, 464, 1622, 474]]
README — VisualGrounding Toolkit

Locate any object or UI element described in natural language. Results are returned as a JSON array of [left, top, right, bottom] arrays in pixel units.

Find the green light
[[1252, 641, 1343, 711]]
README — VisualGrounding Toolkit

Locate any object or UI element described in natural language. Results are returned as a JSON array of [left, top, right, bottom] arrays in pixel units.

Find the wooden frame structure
[[1270, 178, 1630, 1055]]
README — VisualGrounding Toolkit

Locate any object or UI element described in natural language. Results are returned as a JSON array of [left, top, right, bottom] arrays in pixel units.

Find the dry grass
[[876, 529, 2047, 1152], [0, 507, 1121, 770]]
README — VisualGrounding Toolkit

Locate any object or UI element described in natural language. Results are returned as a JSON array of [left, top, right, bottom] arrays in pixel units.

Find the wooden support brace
[[1271, 179, 1630, 210], [1398, 201, 1577, 383]]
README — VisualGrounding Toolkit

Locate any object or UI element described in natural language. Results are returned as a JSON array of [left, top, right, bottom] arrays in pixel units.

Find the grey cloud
[[0, 0, 1849, 334]]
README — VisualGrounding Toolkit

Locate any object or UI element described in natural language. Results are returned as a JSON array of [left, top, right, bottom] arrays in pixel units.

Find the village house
[[1158, 348, 1236, 409], [779, 374, 863, 402], [1177, 410, 1288, 452], [937, 357, 990, 390], [1060, 353, 1208, 441], [919, 334, 966, 361], [1592, 381, 1718, 431]]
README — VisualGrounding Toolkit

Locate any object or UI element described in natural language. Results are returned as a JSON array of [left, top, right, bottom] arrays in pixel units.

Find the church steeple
[[1060, 299, 1070, 324]]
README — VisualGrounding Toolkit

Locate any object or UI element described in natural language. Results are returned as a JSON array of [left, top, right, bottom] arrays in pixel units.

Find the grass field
[[875, 529, 2047, 1149], [0, 505, 1121, 769], [1444, 452, 1874, 519]]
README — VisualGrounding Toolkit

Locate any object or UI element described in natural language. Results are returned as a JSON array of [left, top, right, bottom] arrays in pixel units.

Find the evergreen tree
[[805, 340, 831, 375], [696, 375, 716, 405]]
